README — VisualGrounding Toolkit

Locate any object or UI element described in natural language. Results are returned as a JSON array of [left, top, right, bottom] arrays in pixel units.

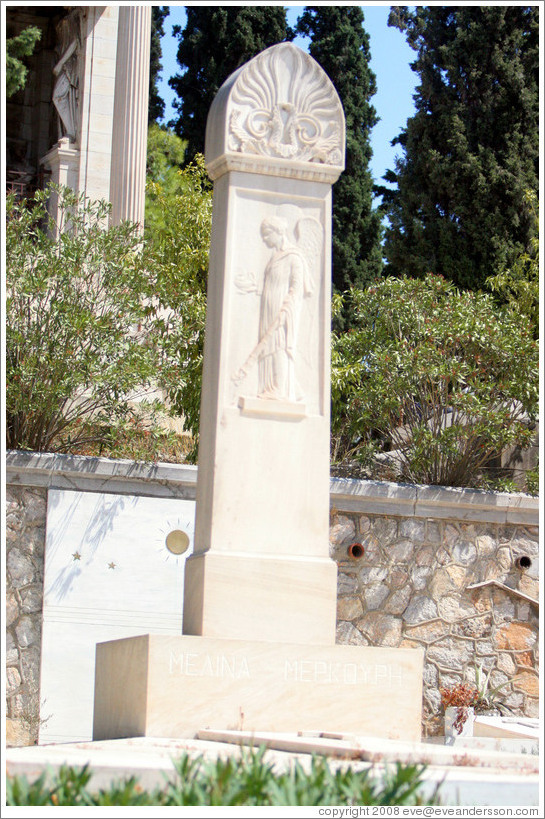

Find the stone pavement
[[4, 732, 540, 807]]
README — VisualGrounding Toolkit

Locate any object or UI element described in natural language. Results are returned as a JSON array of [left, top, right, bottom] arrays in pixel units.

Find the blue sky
[[156, 4, 418, 186]]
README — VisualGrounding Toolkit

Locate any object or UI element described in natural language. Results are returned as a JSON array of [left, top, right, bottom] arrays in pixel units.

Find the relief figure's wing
[[294, 217, 323, 377], [295, 217, 323, 294]]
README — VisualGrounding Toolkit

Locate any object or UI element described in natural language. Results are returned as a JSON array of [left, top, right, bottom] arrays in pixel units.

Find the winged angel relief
[[232, 214, 323, 405], [228, 46, 342, 165]]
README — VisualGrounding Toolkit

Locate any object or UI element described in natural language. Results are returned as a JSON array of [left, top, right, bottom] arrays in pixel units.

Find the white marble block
[[39, 489, 195, 743], [184, 43, 346, 645], [93, 635, 424, 742]]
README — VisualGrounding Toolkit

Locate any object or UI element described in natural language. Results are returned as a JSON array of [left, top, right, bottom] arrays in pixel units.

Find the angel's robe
[[258, 245, 310, 401]]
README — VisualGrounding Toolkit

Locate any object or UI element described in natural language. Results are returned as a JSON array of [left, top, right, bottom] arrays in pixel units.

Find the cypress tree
[[168, 7, 293, 163], [381, 6, 539, 290], [149, 6, 169, 124], [296, 7, 383, 300]]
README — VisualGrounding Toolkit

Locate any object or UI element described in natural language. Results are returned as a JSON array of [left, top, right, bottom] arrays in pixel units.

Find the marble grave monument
[[93, 44, 423, 743]]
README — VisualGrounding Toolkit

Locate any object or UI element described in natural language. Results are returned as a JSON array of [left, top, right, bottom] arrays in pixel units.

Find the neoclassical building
[[6, 5, 151, 228]]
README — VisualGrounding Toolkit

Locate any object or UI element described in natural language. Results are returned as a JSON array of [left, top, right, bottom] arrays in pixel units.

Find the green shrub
[[6, 751, 439, 806], [6, 186, 163, 454], [486, 189, 539, 338], [5, 178, 210, 460], [143, 152, 212, 460], [331, 274, 538, 489], [525, 459, 539, 496]]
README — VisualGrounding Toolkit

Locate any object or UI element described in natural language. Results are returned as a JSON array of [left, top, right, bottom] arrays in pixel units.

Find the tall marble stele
[[93, 45, 423, 743], [183, 43, 345, 645]]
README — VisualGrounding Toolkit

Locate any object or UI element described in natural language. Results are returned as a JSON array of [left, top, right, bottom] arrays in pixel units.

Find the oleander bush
[[6, 186, 163, 454], [331, 274, 538, 489], [144, 149, 212, 460], [6, 750, 439, 806], [6, 174, 210, 461]]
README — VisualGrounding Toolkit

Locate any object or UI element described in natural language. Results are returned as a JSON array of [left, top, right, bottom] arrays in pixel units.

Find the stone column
[[183, 44, 346, 645], [77, 6, 119, 206], [109, 6, 151, 230]]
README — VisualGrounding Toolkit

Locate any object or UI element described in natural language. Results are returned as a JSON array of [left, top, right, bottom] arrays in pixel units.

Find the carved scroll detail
[[228, 45, 343, 166]]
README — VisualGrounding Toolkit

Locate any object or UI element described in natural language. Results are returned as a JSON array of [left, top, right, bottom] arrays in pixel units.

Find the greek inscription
[[169, 652, 251, 679], [344, 663, 358, 685], [283, 660, 404, 687]]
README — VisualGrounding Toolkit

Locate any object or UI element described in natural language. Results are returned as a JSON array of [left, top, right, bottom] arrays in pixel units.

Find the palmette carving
[[228, 45, 343, 166]]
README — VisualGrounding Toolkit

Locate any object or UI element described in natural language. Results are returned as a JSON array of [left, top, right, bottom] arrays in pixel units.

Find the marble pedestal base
[[40, 139, 80, 232], [93, 635, 423, 742], [183, 552, 338, 645]]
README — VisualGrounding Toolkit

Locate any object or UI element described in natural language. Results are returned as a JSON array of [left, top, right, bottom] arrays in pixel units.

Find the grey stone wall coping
[[328, 477, 539, 525], [6, 450, 539, 525], [6, 451, 198, 500]]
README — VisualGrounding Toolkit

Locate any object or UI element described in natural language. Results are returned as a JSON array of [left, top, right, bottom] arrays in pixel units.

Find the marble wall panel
[[38, 489, 195, 743]]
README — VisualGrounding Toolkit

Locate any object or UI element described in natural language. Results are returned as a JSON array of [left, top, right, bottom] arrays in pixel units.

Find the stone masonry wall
[[6, 486, 47, 746], [330, 509, 539, 736], [5, 452, 540, 744]]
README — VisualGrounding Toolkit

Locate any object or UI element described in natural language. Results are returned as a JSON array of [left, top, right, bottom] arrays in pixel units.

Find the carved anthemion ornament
[[227, 44, 343, 167]]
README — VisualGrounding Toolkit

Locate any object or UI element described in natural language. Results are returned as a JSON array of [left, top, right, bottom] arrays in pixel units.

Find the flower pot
[[444, 706, 475, 744]]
